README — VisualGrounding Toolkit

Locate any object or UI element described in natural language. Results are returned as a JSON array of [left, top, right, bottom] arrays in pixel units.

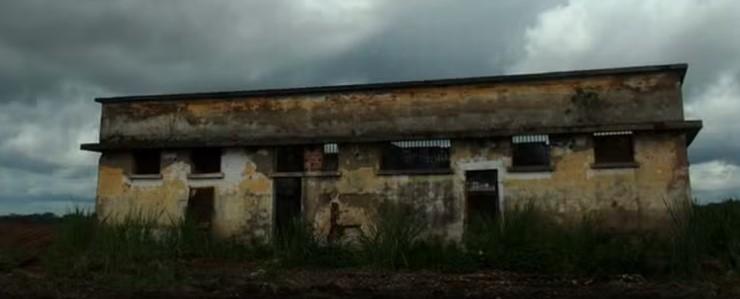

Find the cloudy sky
[[0, 0, 738, 214]]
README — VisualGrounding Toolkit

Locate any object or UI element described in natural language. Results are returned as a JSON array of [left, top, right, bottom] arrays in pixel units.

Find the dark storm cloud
[[0, 0, 564, 99], [0, 0, 566, 213], [0, 1, 295, 98], [262, 0, 563, 86], [0, 0, 738, 213]]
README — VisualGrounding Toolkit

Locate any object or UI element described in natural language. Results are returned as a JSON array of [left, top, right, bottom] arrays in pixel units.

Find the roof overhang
[[81, 120, 702, 152]]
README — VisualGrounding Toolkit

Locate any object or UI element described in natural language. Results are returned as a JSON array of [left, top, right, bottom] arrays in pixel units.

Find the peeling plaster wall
[[93, 70, 693, 240], [499, 132, 691, 230], [303, 143, 460, 241], [96, 131, 691, 241], [96, 148, 274, 239], [99, 72, 685, 144]]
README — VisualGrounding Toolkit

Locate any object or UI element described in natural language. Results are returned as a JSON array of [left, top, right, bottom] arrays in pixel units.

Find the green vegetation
[[43, 210, 260, 288], [0, 247, 23, 272], [669, 200, 740, 275], [464, 204, 666, 274], [40, 199, 740, 288]]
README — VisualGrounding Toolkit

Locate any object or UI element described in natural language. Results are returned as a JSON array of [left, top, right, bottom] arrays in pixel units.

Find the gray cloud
[[0, 0, 738, 213], [506, 0, 740, 200], [263, 0, 564, 85]]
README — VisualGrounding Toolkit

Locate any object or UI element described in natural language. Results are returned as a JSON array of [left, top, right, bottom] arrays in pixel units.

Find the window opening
[[191, 148, 221, 174], [380, 139, 451, 171], [132, 150, 161, 175], [593, 131, 634, 164], [511, 134, 550, 168], [276, 143, 340, 172]]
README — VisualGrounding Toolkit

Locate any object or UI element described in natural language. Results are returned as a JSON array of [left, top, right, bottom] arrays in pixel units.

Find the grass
[[43, 210, 262, 288], [464, 204, 666, 274], [38, 198, 740, 287], [356, 201, 425, 269], [669, 200, 740, 275]]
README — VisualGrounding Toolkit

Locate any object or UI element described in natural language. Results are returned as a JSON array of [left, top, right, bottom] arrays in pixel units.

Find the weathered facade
[[82, 64, 702, 241]]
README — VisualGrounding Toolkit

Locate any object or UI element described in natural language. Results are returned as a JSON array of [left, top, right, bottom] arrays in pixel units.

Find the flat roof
[[95, 63, 688, 103]]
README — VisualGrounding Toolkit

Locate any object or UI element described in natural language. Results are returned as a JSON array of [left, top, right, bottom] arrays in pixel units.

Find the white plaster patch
[[223, 148, 246, 185], [186, 149, 246, 190]]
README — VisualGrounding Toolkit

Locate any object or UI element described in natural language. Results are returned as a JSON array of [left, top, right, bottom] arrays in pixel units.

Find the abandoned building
[[81, 63, 702, 241]]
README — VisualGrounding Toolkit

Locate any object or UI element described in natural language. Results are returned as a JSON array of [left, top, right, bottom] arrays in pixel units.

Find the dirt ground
[[1, 221, 739, 299]]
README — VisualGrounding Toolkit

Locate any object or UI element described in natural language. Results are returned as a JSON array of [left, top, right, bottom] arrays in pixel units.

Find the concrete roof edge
[[93, 63, 689, 104], [80, 120, 701, 152]]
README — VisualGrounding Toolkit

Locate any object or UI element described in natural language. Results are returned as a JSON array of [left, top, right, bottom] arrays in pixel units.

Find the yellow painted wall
[[96, 132, 691, 241]]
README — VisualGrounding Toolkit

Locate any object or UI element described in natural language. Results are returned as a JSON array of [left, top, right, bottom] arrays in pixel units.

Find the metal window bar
[[594, 131, 633, 136], [390, 139, 451, 148], [383, 139, 451, 170], [323, 143, 339, 154], [512, 134, 550, 145]]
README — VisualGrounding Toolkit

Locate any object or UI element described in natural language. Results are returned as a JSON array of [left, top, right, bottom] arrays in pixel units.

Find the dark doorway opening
[[465, 170, 499, 230], [274, 177, 302, 238], [187, 187, 215, 230]]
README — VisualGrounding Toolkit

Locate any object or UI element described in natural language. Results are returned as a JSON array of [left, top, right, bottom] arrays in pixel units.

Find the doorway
[[187, 187, 215, 230], [465, 170, 500, 228], [274, 177, 303, 238]]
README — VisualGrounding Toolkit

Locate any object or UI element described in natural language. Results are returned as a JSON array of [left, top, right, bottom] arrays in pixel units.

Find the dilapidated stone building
[[82, 64, 702, 241]]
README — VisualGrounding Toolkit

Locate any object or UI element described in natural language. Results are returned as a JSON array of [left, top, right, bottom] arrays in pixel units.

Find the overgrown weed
[[43, 199, 740, 281]]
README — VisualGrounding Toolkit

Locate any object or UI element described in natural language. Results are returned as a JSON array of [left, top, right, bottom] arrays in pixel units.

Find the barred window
[[381, 139, 451, 171], [511, 134, 550, 168], [593, 131, 634, 164], [322, 143, 339, 171]]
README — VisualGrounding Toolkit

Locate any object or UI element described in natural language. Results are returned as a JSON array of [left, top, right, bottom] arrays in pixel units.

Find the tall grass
[[44, 199, 740, 279], [464, 204, 665, 274], [43, 210, 257, 288], [271, 217, 339, 267], [357, 201, 425, 269], [669, 200, 740, 275]]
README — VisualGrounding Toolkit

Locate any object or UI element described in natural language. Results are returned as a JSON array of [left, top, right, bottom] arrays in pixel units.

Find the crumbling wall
[[303, 143, 460, 242], [301, 132, 690, 242], [99, 72, 685, 145], [500, 132, 691, 230], [97, 132, 691, 241], [96, 148, 274, 240]]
